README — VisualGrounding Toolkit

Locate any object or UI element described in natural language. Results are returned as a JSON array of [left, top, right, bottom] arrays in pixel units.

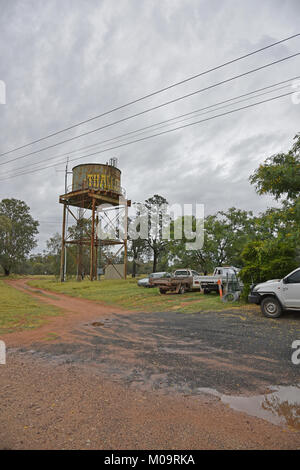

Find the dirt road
[[1, 279, 299, 449], [4, 278, 131, 347]]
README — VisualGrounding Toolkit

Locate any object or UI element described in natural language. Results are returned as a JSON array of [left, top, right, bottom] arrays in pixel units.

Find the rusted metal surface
[[150, 276, 194, 294], [72, 163, 121, 194], [90, 198, 96, 281], [60, 203, 67, 282], [59, 162, 129, 282], [59, 189, 126, 210]]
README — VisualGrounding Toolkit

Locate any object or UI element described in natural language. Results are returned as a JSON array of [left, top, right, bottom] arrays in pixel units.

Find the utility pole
[[64, 158, 69, 281], [58, 158, 71, 281]]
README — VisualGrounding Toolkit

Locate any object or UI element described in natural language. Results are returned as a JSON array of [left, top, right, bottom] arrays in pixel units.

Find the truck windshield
[[286, 270, 300, 283], [151, 273, 166, 278]]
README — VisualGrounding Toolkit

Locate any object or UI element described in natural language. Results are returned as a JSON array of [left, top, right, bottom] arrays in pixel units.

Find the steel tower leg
[[90, 198, 96, 281], [60, 203, 67, 282]]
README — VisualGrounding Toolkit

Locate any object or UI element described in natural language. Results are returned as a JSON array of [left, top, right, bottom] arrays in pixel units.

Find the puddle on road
[[198, 385, 300, 430]]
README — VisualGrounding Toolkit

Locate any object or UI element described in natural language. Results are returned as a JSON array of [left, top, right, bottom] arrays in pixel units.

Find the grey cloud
[[0, 0, 299, 251]]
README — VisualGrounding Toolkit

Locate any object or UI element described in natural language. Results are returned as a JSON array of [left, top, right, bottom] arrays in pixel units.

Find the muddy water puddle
[[198, 385, 300, 430]]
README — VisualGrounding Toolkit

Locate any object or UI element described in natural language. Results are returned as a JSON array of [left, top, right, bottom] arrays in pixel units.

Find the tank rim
[[72, 163, 121, 173]]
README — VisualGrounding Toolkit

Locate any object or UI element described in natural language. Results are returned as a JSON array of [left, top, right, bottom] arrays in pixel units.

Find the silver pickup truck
[[248, 267, 300, 318]]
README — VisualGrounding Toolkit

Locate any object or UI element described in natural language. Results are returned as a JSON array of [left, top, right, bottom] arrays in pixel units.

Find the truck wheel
[[159, 288, 167, 294], [260, 296, 282, 318]]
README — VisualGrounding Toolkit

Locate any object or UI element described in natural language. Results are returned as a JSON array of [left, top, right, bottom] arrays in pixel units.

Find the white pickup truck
[[197, 266, 241, 294], [248, 267, 300, 318]]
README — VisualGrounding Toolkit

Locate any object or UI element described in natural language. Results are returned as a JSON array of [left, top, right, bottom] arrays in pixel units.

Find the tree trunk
[[132, 259, 136, 278], [153, 252, 158, 273], [4, 267, 10, 276]]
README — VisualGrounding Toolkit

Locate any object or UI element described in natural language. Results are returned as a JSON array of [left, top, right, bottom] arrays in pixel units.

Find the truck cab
[[173, 269, 199, 277], [197, 266, 241, 294], [214, 267, 237, 276], [248, 267, 300, 318], [173, 269, 201, 290]]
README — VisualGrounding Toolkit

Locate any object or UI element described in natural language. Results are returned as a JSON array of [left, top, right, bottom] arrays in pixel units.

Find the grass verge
[[0, 280, 63, 334], [28, 276, 248, 313]]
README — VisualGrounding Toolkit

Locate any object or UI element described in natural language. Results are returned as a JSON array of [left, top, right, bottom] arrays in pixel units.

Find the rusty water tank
[[72, 162, 121, 196]]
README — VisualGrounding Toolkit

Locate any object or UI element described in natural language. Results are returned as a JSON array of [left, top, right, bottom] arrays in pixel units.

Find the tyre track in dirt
[[3, 278, 133, 347]]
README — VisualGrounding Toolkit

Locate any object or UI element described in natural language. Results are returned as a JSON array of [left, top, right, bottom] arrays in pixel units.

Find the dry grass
[[0, 280, 63, 334], [28, 276, 247, 313]]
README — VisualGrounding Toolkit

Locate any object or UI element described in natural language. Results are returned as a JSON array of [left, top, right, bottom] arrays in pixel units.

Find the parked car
[[137, 272, 170, 288], [248, 267, 300, 318]]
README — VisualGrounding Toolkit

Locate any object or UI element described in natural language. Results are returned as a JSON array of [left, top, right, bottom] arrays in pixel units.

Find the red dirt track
[[3, 278, 131, 347]]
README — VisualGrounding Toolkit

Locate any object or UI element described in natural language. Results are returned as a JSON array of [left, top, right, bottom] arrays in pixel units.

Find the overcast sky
[[0, 0, 299, 252]]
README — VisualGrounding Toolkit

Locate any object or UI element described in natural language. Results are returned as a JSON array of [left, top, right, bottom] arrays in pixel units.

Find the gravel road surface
[[1, 279, 299, 449]]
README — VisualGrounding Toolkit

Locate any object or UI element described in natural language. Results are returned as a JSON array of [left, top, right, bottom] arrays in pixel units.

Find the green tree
[[204, 208, 255, 268], [144, 194, 169, 273], [46, 233, 62, 276], [128, 238, 148, 277], [67, 217, 91, 277], [240, 134, 300, 297], [250, 133, 300, 201], [169, 208, 255, 273], [0, 199, 39, 275], [168, 215, 209, 272], [127, 210, 148, 277], [240, 240, 297, 287], [45, 218, 92, 278]]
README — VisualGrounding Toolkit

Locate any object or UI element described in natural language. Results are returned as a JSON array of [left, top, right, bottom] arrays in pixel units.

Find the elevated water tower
[[59, 158, 130, 281]]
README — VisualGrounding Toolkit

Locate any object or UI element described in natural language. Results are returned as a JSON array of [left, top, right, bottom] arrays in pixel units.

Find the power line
[[0, 90, 293, 182], [0, 32, 299, 159], [1, 52, 299, 169], [3, 76, 298, 177]]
